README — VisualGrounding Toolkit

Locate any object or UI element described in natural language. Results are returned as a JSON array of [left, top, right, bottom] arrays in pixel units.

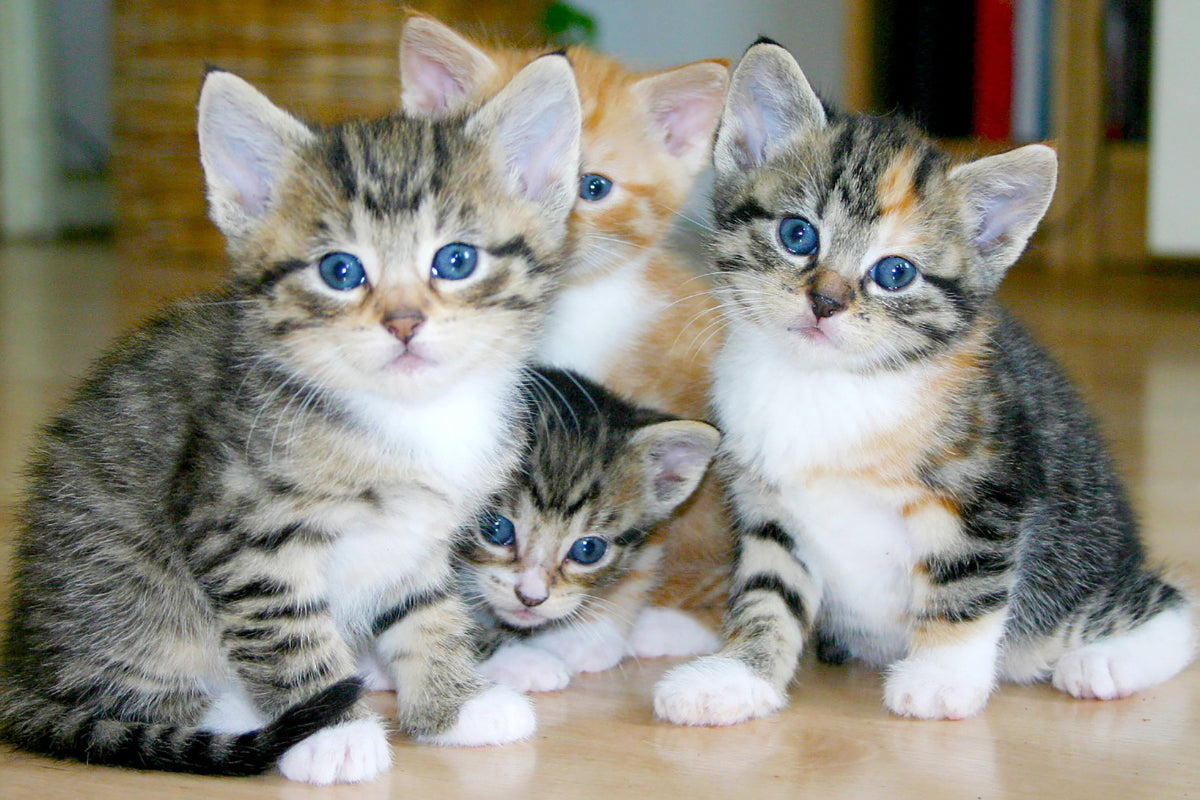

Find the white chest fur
[[713, 324, 938, 664], [538, 256, 659, 379], [322, 372, 521, 635]]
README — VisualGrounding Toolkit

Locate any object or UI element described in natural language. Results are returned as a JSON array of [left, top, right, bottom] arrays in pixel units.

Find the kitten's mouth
[[386, 348, 436, 373], [789, 324, 834, 344]]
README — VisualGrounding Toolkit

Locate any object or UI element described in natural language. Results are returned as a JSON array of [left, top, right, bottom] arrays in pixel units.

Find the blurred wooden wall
[[112, 1, 549, 323]]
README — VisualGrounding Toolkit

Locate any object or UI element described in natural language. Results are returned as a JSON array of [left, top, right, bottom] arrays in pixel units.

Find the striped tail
[[0, 677, 362, 777]]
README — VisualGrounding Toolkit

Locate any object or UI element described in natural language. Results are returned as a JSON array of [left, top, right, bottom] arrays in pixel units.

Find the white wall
[[579, 0, 845, 103], [0, 0, 111, 238], [1147, 0, 1200, 257], [0, 0, 58, 237]]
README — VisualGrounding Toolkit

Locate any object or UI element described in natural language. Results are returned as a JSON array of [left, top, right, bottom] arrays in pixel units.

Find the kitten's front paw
[[419, 685, 536, 747], [277, 717, 391, 785], [627, 607, 720, 659], [653, 656, 785, 727], [884, 656, 993, 720], [532, 621, 626, 674], [479, 643, 572, 693]]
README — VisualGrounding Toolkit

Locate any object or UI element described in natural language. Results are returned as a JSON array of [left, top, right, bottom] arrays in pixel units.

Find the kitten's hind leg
[[1052, 601, 1196, 700]]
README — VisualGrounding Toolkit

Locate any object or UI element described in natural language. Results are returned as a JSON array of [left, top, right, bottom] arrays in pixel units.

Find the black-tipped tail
[[0, 677, 362, 777]]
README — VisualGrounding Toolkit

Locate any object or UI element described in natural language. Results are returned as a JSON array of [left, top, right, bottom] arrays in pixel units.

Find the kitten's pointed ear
[[714, 41, 826, 173], [466, 55, 581, 220], [633, 60, 730, 174], [950, 144, 1058, 292], [198, 70, 314, 240], [629, 421, 721, 520], [400, 13, 499, 117]]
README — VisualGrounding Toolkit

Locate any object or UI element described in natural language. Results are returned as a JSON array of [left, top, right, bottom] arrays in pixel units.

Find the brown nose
[[809, 272, 851, 319], [810, 292, 846, 319], [385, 312, 424, 344], [515, 587, 547, 607]]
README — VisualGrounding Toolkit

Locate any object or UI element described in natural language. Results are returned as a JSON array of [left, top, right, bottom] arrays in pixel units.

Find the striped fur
[[1, 62, 581, 782], [655, 42, 1194, 726], [398, 12, 735, 608], [458, 369, 720, 692]]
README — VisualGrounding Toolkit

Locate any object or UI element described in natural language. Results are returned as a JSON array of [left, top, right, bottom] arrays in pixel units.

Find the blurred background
[[2, 2, 1198, 309]]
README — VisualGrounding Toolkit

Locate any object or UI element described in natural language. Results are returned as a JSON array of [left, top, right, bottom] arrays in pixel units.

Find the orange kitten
[[399, 13, 732, 607]]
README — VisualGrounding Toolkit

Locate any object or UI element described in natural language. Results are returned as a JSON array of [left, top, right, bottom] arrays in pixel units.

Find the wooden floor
[[2, 238, 1198, 798]]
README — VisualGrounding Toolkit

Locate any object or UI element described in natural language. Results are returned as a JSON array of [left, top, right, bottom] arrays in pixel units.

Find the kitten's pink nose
[[515, 587, 547, 607], [385, 312, 424, 344]]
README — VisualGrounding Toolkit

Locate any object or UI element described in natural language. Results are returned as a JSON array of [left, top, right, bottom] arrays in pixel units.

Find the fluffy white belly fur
[[780, 481, 914, 666], [714, 322, 935, 665]]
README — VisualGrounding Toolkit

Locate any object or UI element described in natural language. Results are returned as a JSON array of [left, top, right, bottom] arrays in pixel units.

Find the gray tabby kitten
[[464, 368, 720, 693], [655, 41, 1195, 725], [0, 57, 581, 784]]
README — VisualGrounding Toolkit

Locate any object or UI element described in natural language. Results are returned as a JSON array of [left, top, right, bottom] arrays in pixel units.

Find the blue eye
[[431, 243, 478, 281], [567, 536, 607, 565], [579, 173, 613, 202], [318, 252, 366, 291], [480, 513, 515, 546], [779, 216, 819, 255], [871, 256, 919, 291]]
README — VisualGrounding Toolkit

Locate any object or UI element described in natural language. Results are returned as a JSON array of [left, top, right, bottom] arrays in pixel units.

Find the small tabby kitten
[[0, 58, 581, 784], [398, 13, 734, 606], [655, 42, 1195, 725], [463, 369, 721, 693]]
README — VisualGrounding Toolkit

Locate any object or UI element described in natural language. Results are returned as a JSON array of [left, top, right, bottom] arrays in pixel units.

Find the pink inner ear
[[658, 95, 719, 157], [403, 53, 466, 115]]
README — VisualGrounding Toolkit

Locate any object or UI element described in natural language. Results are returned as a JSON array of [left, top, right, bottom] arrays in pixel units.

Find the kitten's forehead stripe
[[487, 236, 536, 265], [324, 133, 358, 202], [248, 259, 308, 294], [719, 198, 773, 230]]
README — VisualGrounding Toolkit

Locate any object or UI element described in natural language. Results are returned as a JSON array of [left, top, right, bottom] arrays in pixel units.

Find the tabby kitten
[[462, 368, 720, 693], [399, 12, 734, 605], [0, 58, 581, 784], [654, 41, 1195, 725]]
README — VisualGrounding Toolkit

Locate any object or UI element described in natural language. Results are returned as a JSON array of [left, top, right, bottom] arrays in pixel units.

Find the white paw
[[531, 620, 626, 674], [1052, 606, 1196, 700], [627, 607, 720, 659], [479, 643, 571, 693], [356, 651, 395, 692], [277, 717, 391, 785], [653, 656, 785, 727], [420, 684, 536, 747], [884, 656, 993, 720]]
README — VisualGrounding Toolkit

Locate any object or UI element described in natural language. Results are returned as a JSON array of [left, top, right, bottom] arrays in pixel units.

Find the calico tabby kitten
[[398, 13, 734, 606], [463, 369, 721, 693], [654, 41, 1195, 725], [0, 58, 581, 783]]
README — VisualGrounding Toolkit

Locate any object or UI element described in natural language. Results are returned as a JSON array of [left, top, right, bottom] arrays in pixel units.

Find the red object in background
[[974, 0, 1014, 140]]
